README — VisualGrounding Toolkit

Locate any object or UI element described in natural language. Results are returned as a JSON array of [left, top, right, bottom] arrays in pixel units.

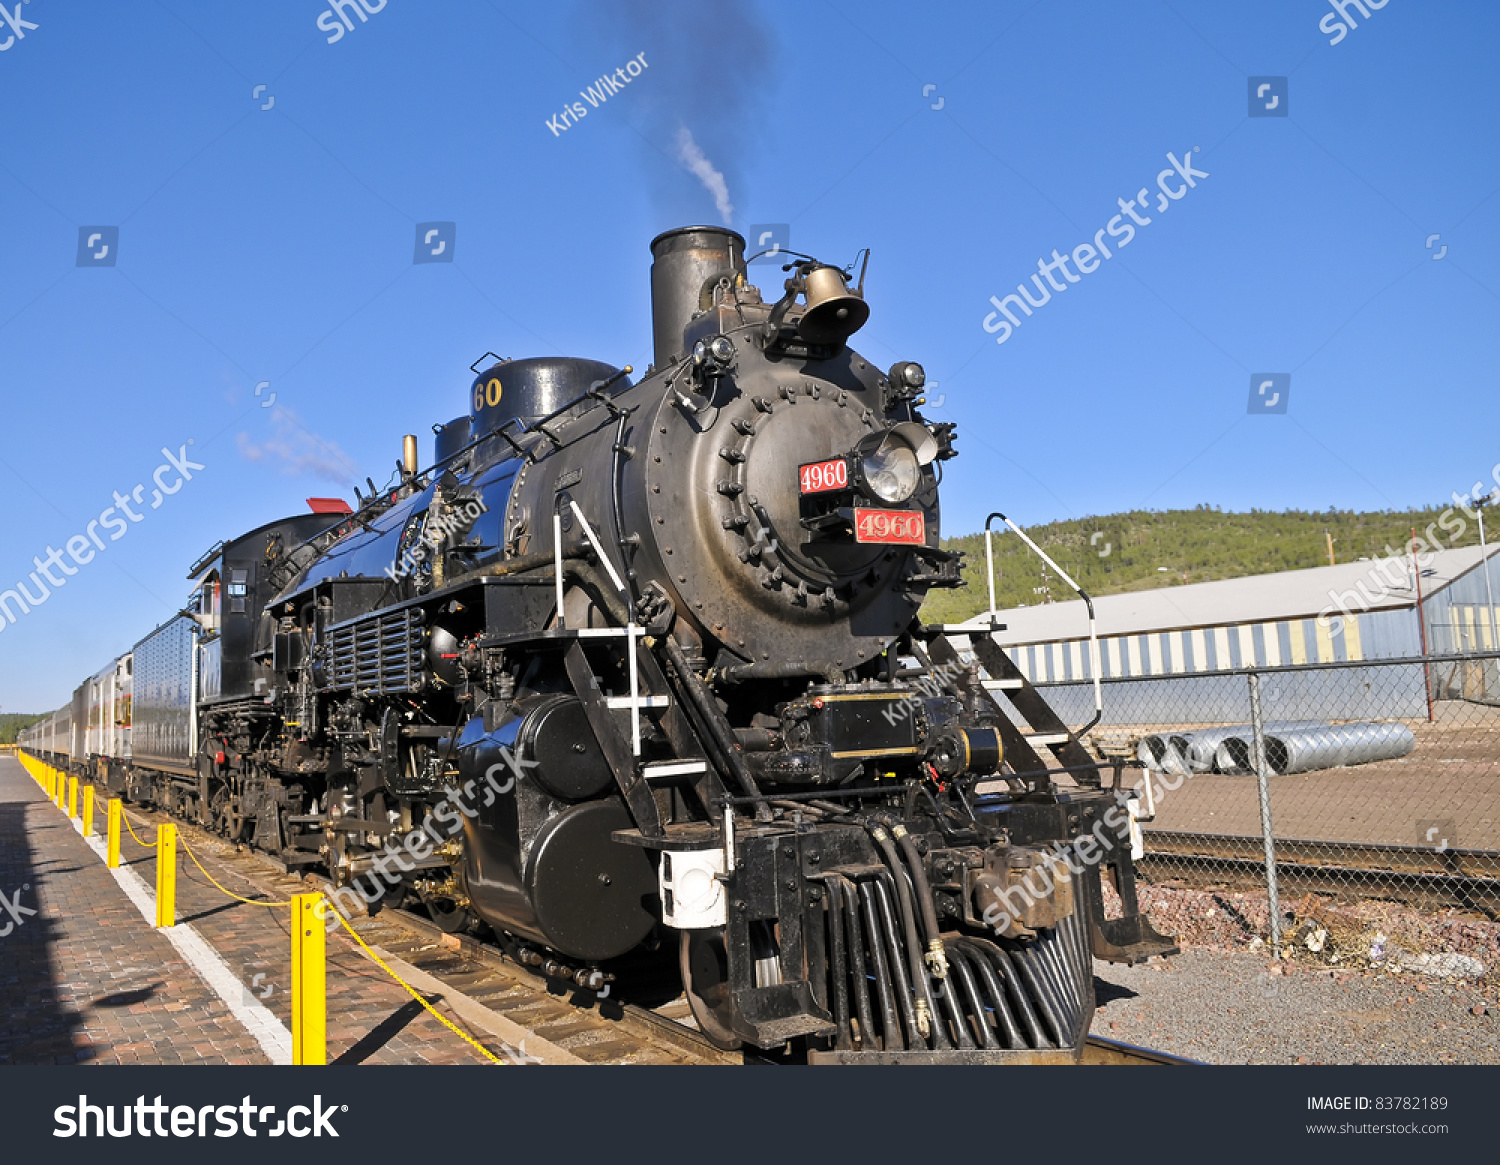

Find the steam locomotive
[[21, 227, 1175, 1061]]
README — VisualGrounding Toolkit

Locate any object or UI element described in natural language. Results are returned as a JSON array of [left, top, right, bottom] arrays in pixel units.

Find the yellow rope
[[326, 904, 504, 1065], [177, 833, 291, 907], [52, 783, 502, 1065], [122, 811, 157, 848]]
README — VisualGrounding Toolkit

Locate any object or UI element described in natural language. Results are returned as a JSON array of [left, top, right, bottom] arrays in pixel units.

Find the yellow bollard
[[82, 787, 95, 839], [56, 774, 65, 810], [155, 823, 177, 928], [291, 894, 327, 1065], [106, 799, 121, 869], [68, 777, 78, 819]]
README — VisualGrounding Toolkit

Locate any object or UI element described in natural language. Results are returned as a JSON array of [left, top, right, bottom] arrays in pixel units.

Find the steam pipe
[[868, 831, 942, 1046], [857, 880, 903, 1050], [932, 955, 975, 1050], [956, 939, 1026, 1049], [1012, 944, 1068, 1046], [835, 875, 878, 1050], [945, 947, 997, 1048], [869, 875, 923, 1048], [1037, 929, 1080, 1017], [891, 821, 946, 979], [708, 659, 846, 686], [1063, 902, 1091, 998], [820, 876, 854, 1051], [984, 944, 1051, 1048]]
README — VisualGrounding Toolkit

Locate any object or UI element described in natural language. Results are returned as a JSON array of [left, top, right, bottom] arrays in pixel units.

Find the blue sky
[[1, 0, 1496, 712]]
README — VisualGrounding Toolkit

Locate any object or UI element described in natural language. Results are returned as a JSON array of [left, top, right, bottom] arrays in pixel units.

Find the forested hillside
[[0, 713, 44, 745]]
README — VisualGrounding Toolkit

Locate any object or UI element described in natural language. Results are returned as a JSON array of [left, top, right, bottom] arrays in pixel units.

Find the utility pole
[[1325, 529, 1336, 567], [1412, 527, 1433, 722]]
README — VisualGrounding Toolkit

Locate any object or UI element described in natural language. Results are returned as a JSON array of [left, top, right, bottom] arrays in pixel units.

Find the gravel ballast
[[1089, 886, 1499, 1064]]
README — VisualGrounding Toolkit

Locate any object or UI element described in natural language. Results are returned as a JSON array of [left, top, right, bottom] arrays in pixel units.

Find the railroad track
[[1081, 1036, 1199, 1065], [121, 803, 735, 1065], [1142, 830, 1500, 911], [120, 802, 1193, 1066]]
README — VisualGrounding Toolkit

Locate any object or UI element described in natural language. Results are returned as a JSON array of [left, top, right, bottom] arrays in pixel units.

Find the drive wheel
[[419, 886, 471, 933], [210, 787, 247, 842], [680, 929, 743, 1050]]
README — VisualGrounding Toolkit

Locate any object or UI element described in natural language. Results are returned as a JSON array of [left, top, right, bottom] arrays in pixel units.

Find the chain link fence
[[1023, 650, 1500, 955]]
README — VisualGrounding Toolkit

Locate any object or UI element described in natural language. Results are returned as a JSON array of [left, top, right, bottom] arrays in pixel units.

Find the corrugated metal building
[[958, 544, 1500, 725]]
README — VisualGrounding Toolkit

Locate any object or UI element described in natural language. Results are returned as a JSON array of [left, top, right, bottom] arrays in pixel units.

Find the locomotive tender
[[22, 227, 1175, 1061]]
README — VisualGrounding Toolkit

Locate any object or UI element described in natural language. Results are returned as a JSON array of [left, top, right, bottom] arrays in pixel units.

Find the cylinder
[[434, 415, 472, 464], [1213, 721, 1416, 775], [1267, 721, 1416, 774], [649, 226, 746, 369], [1170, 721, 1322, 772], [402, 434, 419, 475]]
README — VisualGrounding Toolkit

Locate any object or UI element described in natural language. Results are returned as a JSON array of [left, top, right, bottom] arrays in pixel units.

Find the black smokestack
[[649, 226, 746, 369]]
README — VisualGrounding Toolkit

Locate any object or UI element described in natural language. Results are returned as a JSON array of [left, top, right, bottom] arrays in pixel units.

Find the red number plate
[[798, 457, 849, 494], [853, 508, 925, 545]]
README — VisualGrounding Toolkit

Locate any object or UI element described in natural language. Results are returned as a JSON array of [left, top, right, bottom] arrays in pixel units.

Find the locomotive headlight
[[860, 439, 921, 503], [707, 335, 736, 365], [693, 334, 736, 369], [855, 423, 940, 504], [889, 361, 925, 393]]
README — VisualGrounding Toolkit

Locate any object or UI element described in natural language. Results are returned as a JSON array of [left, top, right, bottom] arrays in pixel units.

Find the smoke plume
[[237, 407, 360, 486], [675, 126, 733, 225], [571, 0, 775, 229]]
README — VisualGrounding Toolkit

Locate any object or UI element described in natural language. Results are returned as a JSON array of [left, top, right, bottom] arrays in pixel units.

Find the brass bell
[[797, 265, 870, 345]]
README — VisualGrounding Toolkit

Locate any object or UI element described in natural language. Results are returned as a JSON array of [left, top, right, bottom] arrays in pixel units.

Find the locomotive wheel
[[420, 888, 471, 933], [209, 788, 246, 841], [679, 929, 743, 1050]]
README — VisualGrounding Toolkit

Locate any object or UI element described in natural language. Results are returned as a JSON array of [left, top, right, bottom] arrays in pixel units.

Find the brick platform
[[0, 756, 504, 1066]]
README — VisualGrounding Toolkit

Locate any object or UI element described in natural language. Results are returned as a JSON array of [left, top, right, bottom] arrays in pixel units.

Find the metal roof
[[959, 543, 1500, 645]]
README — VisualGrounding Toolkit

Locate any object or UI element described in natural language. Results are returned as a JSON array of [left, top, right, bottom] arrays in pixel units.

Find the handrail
[[984, 512, 1103, 736]]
